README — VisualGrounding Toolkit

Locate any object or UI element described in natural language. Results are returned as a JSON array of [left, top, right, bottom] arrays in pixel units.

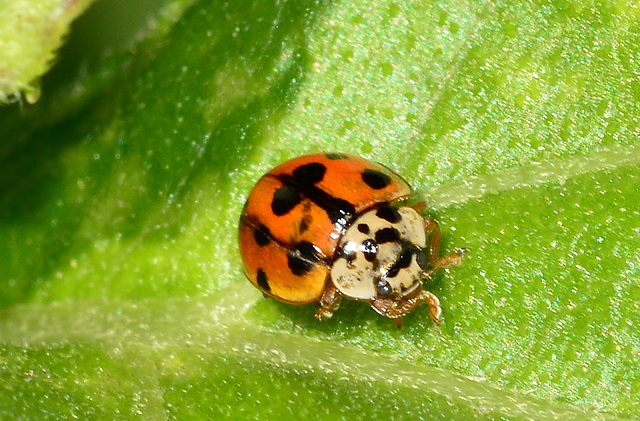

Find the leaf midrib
[[0, 294, 625, 420]]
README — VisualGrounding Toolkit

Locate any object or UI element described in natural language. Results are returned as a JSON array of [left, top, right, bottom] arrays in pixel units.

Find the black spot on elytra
[[287, 241, 322, 276], [299, 215, 312, 233], [362, 169, 392, 189], [253, 224, 272, 247], [325, 152, 348, 160], [375, 227, 401, 244], [293, 162, 326, 185], [361, 239, 378, 262], [271, 185, 301, 216], [256, 269, 270, 292], [357, 223, 370, 234], [328, 200, 356, 227], [376, 206, 401, 223], [275, 165, 356, 229], [376, 279, 392, 297], [387, 247, 417, 278]]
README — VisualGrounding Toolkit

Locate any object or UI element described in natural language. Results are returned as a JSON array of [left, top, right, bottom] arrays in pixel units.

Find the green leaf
[[0, 0, 95, 103], [1, 0, 639, 418]]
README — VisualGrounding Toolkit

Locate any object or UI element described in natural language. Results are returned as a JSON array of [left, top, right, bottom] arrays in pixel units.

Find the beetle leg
[[370, 288, 442, 328], [392, 317, 404, 329], [315, 280, 342, 320], [422, 217, 465, 276]]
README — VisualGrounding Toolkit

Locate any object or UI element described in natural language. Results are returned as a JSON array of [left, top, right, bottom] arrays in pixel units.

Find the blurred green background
[[1, 0, 639, 418]]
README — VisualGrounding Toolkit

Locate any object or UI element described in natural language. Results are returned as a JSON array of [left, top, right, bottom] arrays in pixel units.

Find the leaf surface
[[1, 0, 639, 418]]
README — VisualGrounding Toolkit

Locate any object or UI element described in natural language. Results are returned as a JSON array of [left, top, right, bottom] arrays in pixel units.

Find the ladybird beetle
[[238, 152, 463, 328]]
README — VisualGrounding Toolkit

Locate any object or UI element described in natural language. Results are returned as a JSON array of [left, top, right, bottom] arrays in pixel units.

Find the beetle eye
[[416, 249, 428, 270], [376, 279, 392, 297]]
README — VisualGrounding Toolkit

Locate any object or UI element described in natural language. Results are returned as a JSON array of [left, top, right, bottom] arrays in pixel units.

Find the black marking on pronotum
[[386, 246, 418, 278], [324, 152, 348, 160], [376, 206, 401, 223], [361, 239, 378, 262], [256, 269, 270, 292], [271, 185, 302, 216], [357, 223, 370, 234], [287, 241, 323, 276], [376, 279, 392, 297], [253, 224, 272, 247], [362, 169, 392, 189], [336, 245, 356, 263], [375, 227, 401, 244]]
